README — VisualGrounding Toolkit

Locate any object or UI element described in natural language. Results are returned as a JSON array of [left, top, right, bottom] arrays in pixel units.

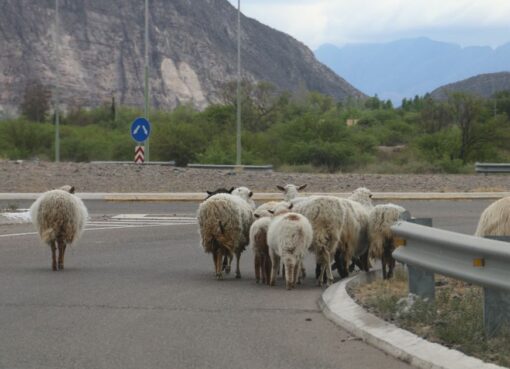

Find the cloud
[[227, 0, 510, 48]]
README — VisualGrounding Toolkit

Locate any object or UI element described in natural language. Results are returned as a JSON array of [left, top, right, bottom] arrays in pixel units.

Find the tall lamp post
[[235, 0, 242, 170], [54, 0, 60, 162], [144, 0, 150, 162]]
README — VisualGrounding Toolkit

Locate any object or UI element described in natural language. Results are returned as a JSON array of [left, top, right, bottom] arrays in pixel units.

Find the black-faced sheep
[[197, 187, 254, 280], [475, 197, 510, 237], [30, 185, 88, 271], [368, 203, 410, 279], [267, 203, 313, 289]]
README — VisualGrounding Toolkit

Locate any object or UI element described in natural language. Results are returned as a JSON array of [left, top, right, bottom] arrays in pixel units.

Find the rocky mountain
[[0, 0, 364, 116], [430, 72, 510, 100], [315, 37, 510, 105]]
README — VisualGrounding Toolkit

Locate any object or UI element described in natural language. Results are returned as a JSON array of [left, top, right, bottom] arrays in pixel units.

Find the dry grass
[[349, 269, 510, 367]]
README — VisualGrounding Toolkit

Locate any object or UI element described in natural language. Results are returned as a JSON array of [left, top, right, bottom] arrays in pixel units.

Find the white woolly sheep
[[232, 186, 257, 209], [276, 184, 307, 202], [368, 203, 410, 279], [340, 187, 374, 274], [348, 187, 374, 210], [30, 185, 88, 271], [197, 187, 254, 280], [294, 194, 370, 284], [267, 203, 313, 289], [475, 197, 510, 237]]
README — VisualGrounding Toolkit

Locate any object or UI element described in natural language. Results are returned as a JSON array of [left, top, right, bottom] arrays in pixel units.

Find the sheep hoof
[[235, 273, 241, 279], [224, 266, 231, 274], [52, 265, 57, 271], [256, 279, 260, 284], [216, 273, 223, 280]]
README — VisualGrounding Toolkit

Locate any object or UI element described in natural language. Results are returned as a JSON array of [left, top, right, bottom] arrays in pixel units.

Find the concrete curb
[[319, 271, 504, 369], [1, 192, 510, 201]]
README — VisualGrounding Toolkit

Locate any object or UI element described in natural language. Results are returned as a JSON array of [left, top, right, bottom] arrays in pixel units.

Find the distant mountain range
[[315, 37, 510, 105], [430, 72, 510, 100]]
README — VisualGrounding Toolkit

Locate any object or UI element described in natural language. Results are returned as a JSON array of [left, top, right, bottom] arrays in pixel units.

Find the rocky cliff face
[[0, 0, 364, 115]]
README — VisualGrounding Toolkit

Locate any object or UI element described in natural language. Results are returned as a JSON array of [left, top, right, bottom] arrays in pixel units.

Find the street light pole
[[54, 0, 60, 163], [144, 0, 150, 162], [236, 0, 242, 169]]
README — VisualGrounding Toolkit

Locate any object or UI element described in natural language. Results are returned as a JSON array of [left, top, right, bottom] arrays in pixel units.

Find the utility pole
[[144, 0, 150, 162], [236, 0, 242, 170], [54, 0, 60, 162]]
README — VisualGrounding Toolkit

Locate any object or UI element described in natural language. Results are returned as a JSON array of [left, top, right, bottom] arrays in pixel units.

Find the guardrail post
[[483, 235, 510, 337], [407, 218, 435, 301]]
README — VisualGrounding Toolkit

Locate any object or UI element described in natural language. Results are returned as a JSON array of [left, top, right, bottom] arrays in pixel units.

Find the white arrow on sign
[[142, 126, 148, 135], [133, 125, 141, 134]]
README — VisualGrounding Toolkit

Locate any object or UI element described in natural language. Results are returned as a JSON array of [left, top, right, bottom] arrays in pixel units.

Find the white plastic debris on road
[[1, 210, 31, 223]]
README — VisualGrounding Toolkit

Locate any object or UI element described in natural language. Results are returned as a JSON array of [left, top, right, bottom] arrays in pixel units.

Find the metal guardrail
[[186, 164, 273, 171], [475, 162, 510, 174], [90, 161, 176, 166], [391, 221, 510, 337]]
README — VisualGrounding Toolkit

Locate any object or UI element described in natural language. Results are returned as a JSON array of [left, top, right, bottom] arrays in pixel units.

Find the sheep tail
[[219, 221, 225, 235], [41, 228, 56, 243]]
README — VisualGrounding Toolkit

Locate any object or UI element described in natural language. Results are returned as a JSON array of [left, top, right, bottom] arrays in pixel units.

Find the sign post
[[130, 117, 151, 164]]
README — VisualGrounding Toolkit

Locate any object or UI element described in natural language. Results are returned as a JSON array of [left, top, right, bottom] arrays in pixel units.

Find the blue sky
[[226, 0, 510, 49]]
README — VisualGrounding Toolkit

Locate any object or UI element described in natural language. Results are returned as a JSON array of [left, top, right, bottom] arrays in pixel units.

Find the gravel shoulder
[[1, 160, 509, 193]]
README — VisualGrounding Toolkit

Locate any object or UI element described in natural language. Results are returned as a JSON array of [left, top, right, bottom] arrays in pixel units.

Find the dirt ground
[[1, 160, 510, 193]]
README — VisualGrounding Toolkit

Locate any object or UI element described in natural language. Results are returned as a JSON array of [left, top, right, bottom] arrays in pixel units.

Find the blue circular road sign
[[130, 117, 151, 142]]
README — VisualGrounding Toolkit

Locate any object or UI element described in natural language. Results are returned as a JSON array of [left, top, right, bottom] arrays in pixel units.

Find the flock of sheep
[[197, 184, 411, 288], [29, 183, 509, 284]]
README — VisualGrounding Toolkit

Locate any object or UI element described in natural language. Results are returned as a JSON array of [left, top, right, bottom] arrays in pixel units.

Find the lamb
[[367, 203, 410, 279], [267, 203, 313, 289], [249, 215, 272, 284], [29, 185, 88, 271], [475, 197, 510, 237], [276, 184, 307, 202], [197, 186, 254, 280]]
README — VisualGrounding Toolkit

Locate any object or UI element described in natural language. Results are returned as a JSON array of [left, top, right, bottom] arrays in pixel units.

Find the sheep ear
[[254, 213, 260, 219], [206, 191, 213, 195], [369, 194, 373, 198], [228, 187, 235, 193], [288, 203, 294, 210], [268, 210, 274, 215], [276, 185, 285, 192], [69, 186, 75, 194], [249, 191, 253, 198], [298, 184, 307, 190]]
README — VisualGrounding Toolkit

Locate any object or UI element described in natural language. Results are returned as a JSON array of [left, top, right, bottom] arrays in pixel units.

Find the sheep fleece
[[30, 189, 88, 244], [197, 194, 254, 254]]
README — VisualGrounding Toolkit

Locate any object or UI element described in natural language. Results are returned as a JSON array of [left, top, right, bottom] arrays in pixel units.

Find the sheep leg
[[235, 249, 242, 279], [295, 261, 301, 286], [50, 241, 57, 271], [214, 249, 223, 280], [254, 252, 261, 283], [57, 239, 66, 270], [269, 252, 280, 287], [223, 254, 233, 274], [285, 263, 295, 290], [324, 251, 334, 286], [263, 252, 272, 285]]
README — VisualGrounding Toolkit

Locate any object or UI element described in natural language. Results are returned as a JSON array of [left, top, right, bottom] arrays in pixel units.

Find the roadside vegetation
[[2, 80, 510, 173], [349, 269, 510, 367]]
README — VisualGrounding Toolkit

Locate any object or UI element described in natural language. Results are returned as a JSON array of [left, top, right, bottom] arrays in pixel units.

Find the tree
[[19, 80, 51, 122], [448, 93, 482, 163]]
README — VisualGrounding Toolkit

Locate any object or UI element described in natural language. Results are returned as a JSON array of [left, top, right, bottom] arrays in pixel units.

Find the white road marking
[[0, 214, 197, 238]]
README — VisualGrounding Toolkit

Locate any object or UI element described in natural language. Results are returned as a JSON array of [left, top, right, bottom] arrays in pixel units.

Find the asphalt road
[[0, 199, 493, 369]]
